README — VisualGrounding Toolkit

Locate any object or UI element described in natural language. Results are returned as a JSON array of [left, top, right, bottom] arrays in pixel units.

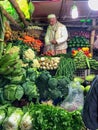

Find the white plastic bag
[[61, 81, 84, 111], [44, 44, 54, 53]]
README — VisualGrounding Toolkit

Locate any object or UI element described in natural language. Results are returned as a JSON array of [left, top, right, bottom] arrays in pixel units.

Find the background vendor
[[44, 14, 68, 55]]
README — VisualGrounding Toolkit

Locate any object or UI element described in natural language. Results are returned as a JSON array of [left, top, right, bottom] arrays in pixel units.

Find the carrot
[[19, 35, 43, 52]]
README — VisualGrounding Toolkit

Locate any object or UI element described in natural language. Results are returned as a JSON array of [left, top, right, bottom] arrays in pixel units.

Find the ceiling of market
[[31, 0, 98, 27]]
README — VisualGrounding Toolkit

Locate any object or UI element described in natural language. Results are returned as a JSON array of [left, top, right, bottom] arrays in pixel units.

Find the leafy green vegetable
[[56, 57, 76, 80], [27, 67, 39, 82], [57, 77, 69, 97], [10, 75, 25, 84], [29, 104, 84, 130], [3, 84, 24, 102], [36, 70, 51, 99], [15, 86, 24, 100], [0, 109, 6, 125], [36, 70, 69, 101], [48, 78, 58, 89], [38, 70, 51, 83], [48, 88, 62, 100], [20, 112, 33, 130], [3, 108, 23, 130], [3, 84, 17, 102], [0, 103, 85, 130], [0, 88, 10, 104], [22, 81, 39, 101]]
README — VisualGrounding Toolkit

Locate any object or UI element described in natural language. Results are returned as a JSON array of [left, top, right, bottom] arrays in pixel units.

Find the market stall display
[[1, 0, 98, 130]]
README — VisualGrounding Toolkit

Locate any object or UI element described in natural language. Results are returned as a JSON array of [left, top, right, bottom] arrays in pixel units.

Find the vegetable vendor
[[44, 14, 68, 55]]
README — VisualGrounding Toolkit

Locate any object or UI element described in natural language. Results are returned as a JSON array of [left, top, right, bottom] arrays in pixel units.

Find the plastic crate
[[87, 69, 98, 75], [74, 69, 88, 78]]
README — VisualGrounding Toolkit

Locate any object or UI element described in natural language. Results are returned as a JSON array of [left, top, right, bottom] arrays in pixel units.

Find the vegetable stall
[[0, 0, 98, 130]]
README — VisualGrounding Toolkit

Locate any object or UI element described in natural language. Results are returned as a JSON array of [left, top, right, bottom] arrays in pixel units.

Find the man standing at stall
[[44, 14, 68, 55]]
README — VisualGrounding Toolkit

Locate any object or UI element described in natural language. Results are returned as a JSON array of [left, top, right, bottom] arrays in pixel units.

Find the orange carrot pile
[[19, 35, 43, 52]]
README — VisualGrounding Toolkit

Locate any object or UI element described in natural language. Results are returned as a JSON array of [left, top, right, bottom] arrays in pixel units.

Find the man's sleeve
[[82, 77, 98, 130], [45, 28, 51, 45], [56, 26, 68, 44]]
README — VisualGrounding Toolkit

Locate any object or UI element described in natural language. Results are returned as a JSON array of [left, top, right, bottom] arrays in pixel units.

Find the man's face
[[48, 18, 57, 26]]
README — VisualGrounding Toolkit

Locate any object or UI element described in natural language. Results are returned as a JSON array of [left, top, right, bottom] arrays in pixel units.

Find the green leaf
[[29, 1, 35, 16], [15, 85, 24, 100], [3, 84, 17, 101]]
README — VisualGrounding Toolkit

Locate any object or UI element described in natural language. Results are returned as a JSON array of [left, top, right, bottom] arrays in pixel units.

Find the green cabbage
[[3, 84, 24, 102], [22, 81, 39, 101]]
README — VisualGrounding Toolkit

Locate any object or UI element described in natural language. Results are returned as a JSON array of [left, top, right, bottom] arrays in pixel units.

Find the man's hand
[[51, 40, 57, 44]]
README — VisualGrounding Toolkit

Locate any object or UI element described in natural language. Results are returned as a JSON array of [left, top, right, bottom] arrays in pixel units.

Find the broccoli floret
[[48, 88, 62, 100], [36, 71, 52, 99], [57, 77, 69, 98], [48, 78, 58, 89], [36, 70, 51, 87], [39, 70, 51, 83]]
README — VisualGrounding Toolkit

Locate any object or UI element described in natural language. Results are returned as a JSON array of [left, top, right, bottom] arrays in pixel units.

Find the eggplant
[[82, 80, 91, 87]]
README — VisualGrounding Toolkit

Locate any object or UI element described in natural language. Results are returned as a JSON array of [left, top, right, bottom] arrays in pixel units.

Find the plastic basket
[[74, 69, 88, 78]]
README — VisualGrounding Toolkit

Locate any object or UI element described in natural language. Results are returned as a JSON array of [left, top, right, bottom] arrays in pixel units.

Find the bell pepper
[[82, 47, 89, 52], [72, 50, 78, 56], [88, 53, 92, 58]]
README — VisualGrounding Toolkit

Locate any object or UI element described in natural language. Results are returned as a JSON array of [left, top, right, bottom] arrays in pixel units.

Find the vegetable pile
[[68, 36, 90, 48], [27, 25, 43, 31], [56, 57, 76, 80], [36, 70, 69, 101], [70, 31, 90, 39], [19, 35, 43, 52], [73, 50, 98, 70], [0, 104, 85, 130], [72, 47, 92, 58], [38, 57, 60, 70], [74, 50, 89, 69], [0, 66, 40, 104]]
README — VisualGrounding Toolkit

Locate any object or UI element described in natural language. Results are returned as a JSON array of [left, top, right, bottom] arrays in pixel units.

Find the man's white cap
[[47, 14, 56, 19]]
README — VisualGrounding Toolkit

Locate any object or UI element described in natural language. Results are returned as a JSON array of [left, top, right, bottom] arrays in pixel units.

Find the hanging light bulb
[[88, 0, 98, 11], [71, 4, 79, 19]]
